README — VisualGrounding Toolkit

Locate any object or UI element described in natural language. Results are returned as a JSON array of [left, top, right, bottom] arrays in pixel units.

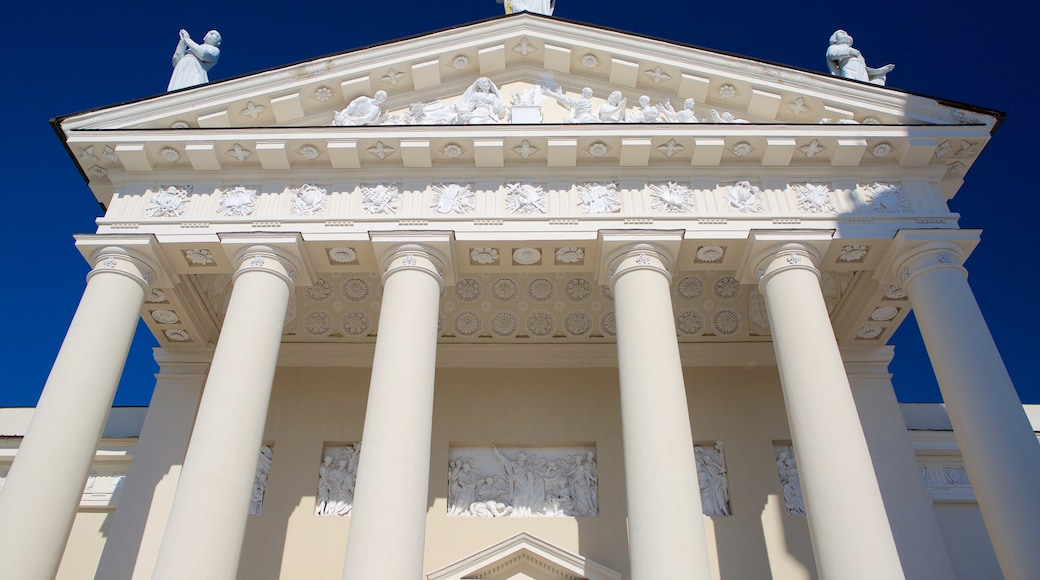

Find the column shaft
[[152, 250, 293, 580], [341, 249, 443, 580], [0, 253, 149, 580], [903, 258, 1040, 578], [611, 247, 713, 580], [94, 356, 207, 580], [758, 246, 904, 579]]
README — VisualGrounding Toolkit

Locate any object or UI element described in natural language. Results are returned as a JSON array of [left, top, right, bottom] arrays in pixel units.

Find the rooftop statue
[[661, 98, 698, 123], [332, 91, 388, 126], [627, 95, 662, 123], [826, 30, 894, 86], [497, 0, 555, 15], [167, 29, 221, 91]]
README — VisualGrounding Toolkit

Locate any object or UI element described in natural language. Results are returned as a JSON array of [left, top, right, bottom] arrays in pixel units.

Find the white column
[[845, 352, 956, 580], [755, 242, 904, 579], [608, 243, 713, 580], [893, 240, 1040, 578], [0, 244, 155, 580], [94, 351, 209, 580], [152, 246, 296, 580], [340, 244, 445, 580]]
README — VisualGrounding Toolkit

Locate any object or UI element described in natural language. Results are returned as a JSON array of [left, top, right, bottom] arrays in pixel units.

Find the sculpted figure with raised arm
[[826, 29, 894, 86], [333, 91, 388, 126], [542, 86, 598, 123], [168, 29, 221, 91]]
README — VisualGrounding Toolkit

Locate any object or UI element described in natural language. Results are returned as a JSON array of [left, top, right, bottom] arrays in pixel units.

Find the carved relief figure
[[404, 101, 459, 125], [710, 109, 749, 124], [775, 446, 806, 515], [724, 181, 764, 213], [449, 447, 598, 517], [661, 98, 698, 122], [168, 29, 221, 91], [250, 446, 273, 516], [695, 442, 731, 516], [542, 86, 598, 123], [627, 95, 661, 123], [455, 77, 507, 124], [598, 91, 627, 123], [826, 30, 894, 86], [315, 444, 361, 516], [332, 91, 388, 126]]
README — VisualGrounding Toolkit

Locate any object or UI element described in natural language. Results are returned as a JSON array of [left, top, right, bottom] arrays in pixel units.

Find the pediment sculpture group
[[331, 77, 758, 127]]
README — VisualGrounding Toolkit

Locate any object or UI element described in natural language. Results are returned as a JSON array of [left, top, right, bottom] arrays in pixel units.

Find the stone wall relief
[[146, 185, 192, 217], [360, 183, 400, 214], [250, 445, 273, 516], [578, 182, 621, 214], [289, 184, 327, 216], [432, 183, 476, 214], [649, 181, 694, 213], [217, 185, 259, 217], [695, 441, 731, 516], [505, 182, 547, 214], [919, 458, 975, 501], [860, 182, 910, 213], [774, 445, 805, 515], [316, 443, 361, 516], [448, 446, 598, 518], [723, 181, 764, 213], [792, 183, 836, 214]]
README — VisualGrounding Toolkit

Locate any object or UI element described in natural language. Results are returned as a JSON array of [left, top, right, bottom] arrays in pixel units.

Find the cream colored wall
[[236, 364, 817, 580], [932, 503, 1000, 580], [57, 510, 113, 580]]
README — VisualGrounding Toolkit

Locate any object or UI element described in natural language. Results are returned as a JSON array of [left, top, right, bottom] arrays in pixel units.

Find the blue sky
[[2, 0, 1034, 406]]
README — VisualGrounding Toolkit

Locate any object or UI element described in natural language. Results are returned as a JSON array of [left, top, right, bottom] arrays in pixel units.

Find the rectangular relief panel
[[448, 445, 597, 518]]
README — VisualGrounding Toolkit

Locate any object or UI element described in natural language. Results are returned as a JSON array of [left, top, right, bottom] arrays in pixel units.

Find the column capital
[[370, 231, 454, 286], [75, 234, 166, 290], [218, 233, 313, 287], [880, 230, 981, 287], [606, 243, 675, 287], [737, 230, 832, 286], [597, 229, 683, 286], [745, 242, 824, 292]]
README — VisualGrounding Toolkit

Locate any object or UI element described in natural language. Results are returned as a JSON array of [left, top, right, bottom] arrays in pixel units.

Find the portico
[[2, 13, 1037, 580]]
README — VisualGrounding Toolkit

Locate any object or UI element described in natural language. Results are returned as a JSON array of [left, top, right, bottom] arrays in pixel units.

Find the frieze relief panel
[[0, 464, 127, 508], [113, 179, 930, 225], [448, 446, 598, 518]]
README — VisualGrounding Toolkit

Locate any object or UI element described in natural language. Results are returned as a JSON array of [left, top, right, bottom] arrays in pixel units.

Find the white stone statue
[[332, 91, 388, 126], [168, 29, 221, 91], [710, 109, 749, 124], [775, 446, 805, 515], [455, 77, 507, 124], [661, 98, 698, 122], [695, 442, 730, 516], [542, 86, 598, 123], [627, 95, 662, 123], [598, 91, 627, 123], [497, 0, 555, 15], [826, 30, 894, 86]]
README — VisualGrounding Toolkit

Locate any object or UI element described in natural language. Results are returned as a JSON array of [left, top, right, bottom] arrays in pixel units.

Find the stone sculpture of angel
[[826, 30, 894, 86], [168, 29, 221, 91]]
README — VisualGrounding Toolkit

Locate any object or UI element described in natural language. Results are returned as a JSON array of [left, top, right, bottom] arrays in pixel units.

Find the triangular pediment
[[58, 13, 1001, 206], [426, 532, 621, 580], [61, 14, 997, 132]]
